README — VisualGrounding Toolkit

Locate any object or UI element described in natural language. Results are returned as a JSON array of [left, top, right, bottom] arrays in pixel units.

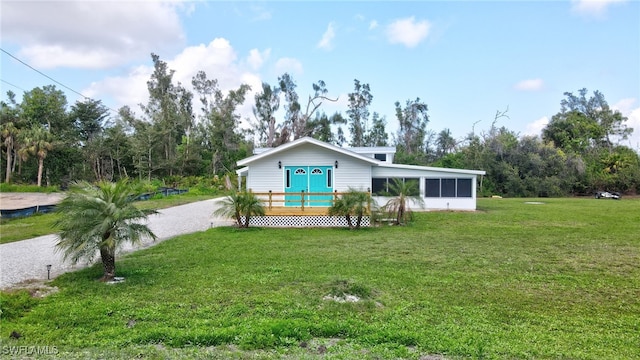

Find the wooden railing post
[[301, 190, 305, 211], [268, 190, 273, 210], [367, 187, 371, 214], [334, 189, 338, 206]]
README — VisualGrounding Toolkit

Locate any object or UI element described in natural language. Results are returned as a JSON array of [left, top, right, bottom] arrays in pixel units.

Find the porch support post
[[301, 190, 305, 211]]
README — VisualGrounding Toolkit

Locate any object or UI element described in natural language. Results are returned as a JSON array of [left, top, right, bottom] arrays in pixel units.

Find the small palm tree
[[328, 188, 372, 229], [214, 191, 265, 228], [55, 179, 157, 281], [384, 178, 424, 225]]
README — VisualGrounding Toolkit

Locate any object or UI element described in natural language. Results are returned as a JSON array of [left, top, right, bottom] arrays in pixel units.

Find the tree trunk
[[5, 142, 12, 183], [36, 156, 44, 187], [99, 245, 116, 281], [345, 214, 354, 229]]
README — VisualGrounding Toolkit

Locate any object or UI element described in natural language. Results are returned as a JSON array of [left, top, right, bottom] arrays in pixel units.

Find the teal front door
[[284, 166, 333, 206]]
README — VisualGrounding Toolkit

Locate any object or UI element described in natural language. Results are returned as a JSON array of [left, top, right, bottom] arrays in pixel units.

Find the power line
[[1, 78, 27, 92], [0, 48, 119, 113], [1, 47, 91, 100]]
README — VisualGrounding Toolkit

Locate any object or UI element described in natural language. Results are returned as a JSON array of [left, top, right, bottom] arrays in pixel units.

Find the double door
[[284, 165, 333, 206]]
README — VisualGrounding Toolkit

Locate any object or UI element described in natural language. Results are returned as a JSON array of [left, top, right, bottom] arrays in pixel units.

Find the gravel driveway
[[0, 198, 232, 289]]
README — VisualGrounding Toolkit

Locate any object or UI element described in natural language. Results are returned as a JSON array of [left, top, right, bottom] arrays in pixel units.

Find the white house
[[236, 137, 485, 213]]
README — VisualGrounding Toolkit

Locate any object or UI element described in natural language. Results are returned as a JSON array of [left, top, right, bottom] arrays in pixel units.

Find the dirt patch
[[4, 279, 59, 298], [0, 192, 65, 210]]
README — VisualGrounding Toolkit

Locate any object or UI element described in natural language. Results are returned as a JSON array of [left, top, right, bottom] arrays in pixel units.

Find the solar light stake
[[46, 264, 52, 280]]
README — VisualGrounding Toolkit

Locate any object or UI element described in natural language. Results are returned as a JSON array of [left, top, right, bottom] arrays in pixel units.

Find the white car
[[594, 191, 621, 200]]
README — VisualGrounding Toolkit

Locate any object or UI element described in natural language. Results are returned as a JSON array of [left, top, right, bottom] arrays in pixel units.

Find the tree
[[347, 79, 373, 147], [20, 85, 69, 134], [193, 70, 251, 175], [69, 99, 110, 181], [365, 112, 389, 146], [383, 178, 424, 225], [253, 82, 281, 147], [328, 188, 371, 229], [1, 121, 18, 183], [307, 112, 347, 145], [143, 53, 194, 177], [435, 128, 457, 158], [394, 98, 429, 156], [278, 73, 338, 142], [1, 91, 23, 183], [214, 191, 266, 228], [55, 179, 157, 281], [19, 124, 54, 186], [543, 88, 632, 153]]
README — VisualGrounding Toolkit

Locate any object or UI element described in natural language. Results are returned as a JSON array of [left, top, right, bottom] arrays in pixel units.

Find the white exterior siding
[[246, 143, 372, 193], [238, 137, 485, 212], [372, 166, 479, 211]]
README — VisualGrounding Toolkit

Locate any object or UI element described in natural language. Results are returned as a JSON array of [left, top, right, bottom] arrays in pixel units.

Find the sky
[[1, 0, 639, 150]]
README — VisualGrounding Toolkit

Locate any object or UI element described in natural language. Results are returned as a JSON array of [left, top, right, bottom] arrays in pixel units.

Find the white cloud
[[369, 20, 379, 30], [274, 58, 304, 76], [571, 0, 627, 18], [386, 17, 431, 48], [514, 78, 544, 91], [84, 39, 268, 124], [612, 98, 640, 150], [1, 0, 186, 69], [246, 48, 271, 71], [317, 22, 337, 51], [524, 116, 549, 136], [84, 65, 152, 112]]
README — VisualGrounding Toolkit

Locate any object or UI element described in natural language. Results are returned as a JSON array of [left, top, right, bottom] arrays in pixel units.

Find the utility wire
[[1, 78, 27, 92], [1, 47, 90, 100], [0, 48, 120, 113]]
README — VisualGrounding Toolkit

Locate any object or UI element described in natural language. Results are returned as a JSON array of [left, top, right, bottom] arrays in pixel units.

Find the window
[[372, 177, 420, 196], [372, 178, 387, 195], [311, 168, 323, 174], [442, 178, 456, 197], [425, 179, 440, 197], [285, 169, 291, 188], [404, 178, 420, 196], [295, 168, 306, 174], [374, 153, 387, 161], [327, 169, 332, 187], [457, 179, 472, 197], [425, 178, 474, 198]]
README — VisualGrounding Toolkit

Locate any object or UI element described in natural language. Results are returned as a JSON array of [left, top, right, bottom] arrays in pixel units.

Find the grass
[[0, 193, 216, 244], [1, 198, 639, 359]]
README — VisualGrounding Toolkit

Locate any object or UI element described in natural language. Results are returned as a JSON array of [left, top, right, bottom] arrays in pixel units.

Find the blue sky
[[1, 0, 639, 150]]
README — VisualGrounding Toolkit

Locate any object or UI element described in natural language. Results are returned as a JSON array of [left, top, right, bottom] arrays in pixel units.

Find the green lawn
[[1, 198, 638, 359], [0, 194, 215, 244]]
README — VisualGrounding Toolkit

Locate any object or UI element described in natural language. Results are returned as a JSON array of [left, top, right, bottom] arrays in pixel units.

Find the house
[[236, 137, 485, 226]]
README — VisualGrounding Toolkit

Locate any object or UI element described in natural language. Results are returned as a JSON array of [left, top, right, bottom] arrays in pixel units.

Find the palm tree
[[55, 179, 157, 281], [328, 188, 372, 229], [214, 191, 265, 228], [19, 124, 54, 186], [1, 121, 18, 183], [384, 178, 424, 225]]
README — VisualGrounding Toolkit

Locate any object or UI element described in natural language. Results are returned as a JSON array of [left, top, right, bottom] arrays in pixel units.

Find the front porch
[[253, 191, 372, 216], [247, 191, 372, 227]]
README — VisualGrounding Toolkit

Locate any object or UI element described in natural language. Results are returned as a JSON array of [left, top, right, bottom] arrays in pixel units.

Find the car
[[594, 191, 621, 200]]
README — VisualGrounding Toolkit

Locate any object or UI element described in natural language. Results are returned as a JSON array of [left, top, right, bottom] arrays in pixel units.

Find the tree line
[[1, 54, 638, 196]]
